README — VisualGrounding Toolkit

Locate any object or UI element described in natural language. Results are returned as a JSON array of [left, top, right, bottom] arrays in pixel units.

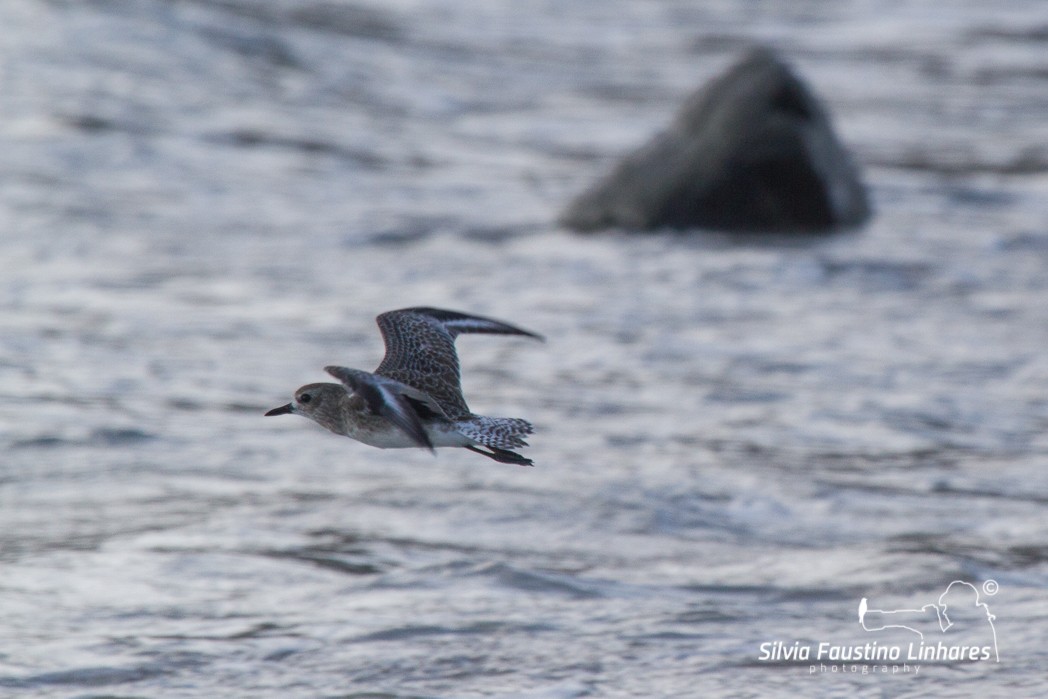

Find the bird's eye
[[299, 393, 312, 404]]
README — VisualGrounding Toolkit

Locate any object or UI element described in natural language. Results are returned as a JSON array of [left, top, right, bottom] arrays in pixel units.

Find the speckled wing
[[373, 307, 543, 419]]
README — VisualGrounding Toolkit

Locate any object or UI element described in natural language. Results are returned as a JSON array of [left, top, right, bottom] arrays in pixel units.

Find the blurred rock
[[560, 47, 871, 233]]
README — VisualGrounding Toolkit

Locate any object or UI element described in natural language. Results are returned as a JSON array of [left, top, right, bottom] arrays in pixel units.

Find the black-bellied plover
[[265, 307, 543, 465]]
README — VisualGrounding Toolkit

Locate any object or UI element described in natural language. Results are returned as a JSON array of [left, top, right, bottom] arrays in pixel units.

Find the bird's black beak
[[265, 403, 294, 416]]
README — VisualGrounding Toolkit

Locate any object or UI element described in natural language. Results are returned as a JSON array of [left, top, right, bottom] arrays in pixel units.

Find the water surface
[[2, 1, 1048, 696]]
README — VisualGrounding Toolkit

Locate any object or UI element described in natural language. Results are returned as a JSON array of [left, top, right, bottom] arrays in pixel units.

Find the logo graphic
[[858, 580, 999, 662], [757, 579, 1000, 675]]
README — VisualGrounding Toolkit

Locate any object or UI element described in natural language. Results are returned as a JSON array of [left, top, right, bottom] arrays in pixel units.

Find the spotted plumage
[[266, 307, 542, 465]]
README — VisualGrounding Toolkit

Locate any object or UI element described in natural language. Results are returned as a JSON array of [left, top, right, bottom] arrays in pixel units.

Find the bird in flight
[[266, 307, 542, 465]]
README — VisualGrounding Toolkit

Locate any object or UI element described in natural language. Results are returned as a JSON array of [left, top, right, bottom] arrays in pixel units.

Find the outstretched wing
[[401, 307, 544, 341], [325, 366, 440, 452], [373, 307, 543, 418]]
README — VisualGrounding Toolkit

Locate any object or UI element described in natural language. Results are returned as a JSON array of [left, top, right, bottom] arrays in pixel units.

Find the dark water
[[2, 1, 1048, 696]]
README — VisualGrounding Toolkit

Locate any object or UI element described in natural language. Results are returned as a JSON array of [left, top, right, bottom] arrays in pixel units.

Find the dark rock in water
[[559, 47, 871, 233]]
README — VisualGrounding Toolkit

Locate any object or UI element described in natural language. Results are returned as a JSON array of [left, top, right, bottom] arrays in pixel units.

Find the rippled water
[[2, 1, 1048, 697]]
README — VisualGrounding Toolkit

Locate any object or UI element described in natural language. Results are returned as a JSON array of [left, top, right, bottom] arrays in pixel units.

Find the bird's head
[[265, 382, 349, 433]]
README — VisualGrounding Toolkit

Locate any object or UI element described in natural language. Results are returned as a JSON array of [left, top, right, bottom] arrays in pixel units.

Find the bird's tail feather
[[456, 416, 533, 450]]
